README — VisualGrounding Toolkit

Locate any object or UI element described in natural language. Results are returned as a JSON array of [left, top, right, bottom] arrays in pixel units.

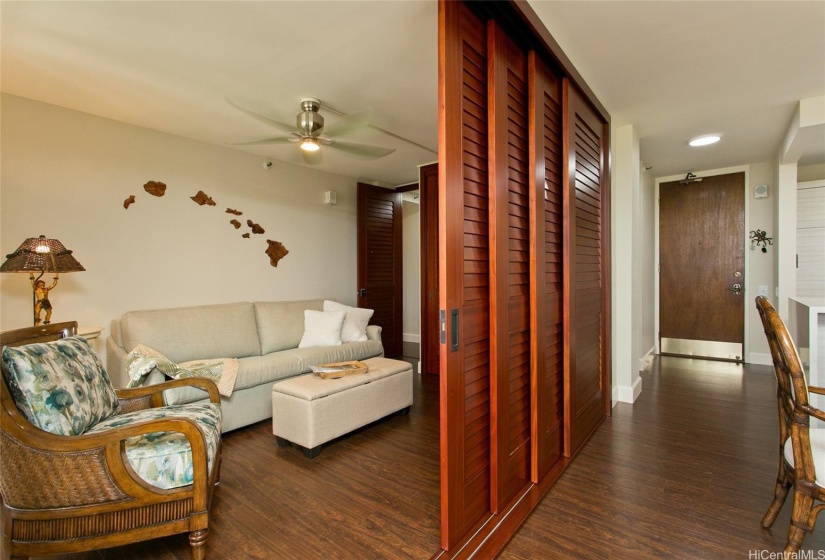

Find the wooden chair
[[0, 322, 221, 560], [757, 296, 825, 553]]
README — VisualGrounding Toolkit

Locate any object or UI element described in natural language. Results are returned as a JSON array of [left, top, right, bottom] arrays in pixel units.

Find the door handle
[[728, 283, 742, 295], [358, 288, 367, 298]]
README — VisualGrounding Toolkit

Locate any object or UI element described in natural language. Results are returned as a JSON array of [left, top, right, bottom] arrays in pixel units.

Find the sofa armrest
[[106, 336, 129, 389], [366, 324, 383, 343]]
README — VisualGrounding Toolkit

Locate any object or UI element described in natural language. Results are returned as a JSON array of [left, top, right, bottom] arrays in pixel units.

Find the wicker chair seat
[[86, 402, 221, 490]]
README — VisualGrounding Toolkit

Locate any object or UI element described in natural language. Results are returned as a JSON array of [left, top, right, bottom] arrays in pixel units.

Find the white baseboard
[[747, 352, 772, 366], [617, 376, 643, 404], [403, 333, 421, 344], [638, 346, 656, 372], [611, 385, 620, 408]]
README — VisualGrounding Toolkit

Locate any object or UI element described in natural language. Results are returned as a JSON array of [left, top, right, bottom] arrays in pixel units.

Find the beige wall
[[1, 94, 360, 363], [402, 197, 421, 345]]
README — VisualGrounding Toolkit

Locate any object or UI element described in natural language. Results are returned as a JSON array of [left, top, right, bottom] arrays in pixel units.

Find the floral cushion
[[86, 403, 221, 489], [1, 336, 120, 435]]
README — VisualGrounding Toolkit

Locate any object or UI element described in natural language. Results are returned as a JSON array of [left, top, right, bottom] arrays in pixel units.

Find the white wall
[[745, 162, 776, 364], [640, 164, 656, 366], [1, 94, 361, 374], [402, 197, 421, 345]]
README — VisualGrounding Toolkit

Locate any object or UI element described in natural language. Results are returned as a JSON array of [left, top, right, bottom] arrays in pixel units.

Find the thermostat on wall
[[754, 184, 769, 199]]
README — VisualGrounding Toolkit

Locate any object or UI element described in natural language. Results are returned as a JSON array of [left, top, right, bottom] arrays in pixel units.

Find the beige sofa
[[106, 300, 383, 432]]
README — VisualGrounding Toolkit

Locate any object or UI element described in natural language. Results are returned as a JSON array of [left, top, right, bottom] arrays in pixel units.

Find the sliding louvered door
[[488, 22, 532, 511], [563, 81, 610, 456], [439, 0, 491, 548], [529, 52, 565, 481], [438, 0, 610, 553]]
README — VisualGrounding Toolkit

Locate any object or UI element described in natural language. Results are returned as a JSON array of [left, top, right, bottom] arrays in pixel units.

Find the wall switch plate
[[759, 285, 769, 297]]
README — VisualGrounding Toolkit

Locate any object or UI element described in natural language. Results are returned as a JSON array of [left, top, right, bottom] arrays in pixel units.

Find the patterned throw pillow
[[1, 336, 120, 436]]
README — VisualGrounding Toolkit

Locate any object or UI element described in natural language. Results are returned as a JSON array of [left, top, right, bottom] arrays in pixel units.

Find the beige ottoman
[[271, 357, 413, 458]]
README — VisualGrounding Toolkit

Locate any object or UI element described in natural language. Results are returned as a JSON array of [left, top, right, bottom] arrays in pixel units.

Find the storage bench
[[271, 356, 413, 457]]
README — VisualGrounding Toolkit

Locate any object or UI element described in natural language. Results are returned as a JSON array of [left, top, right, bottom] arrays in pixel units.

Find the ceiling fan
[[227, 97, 396, 164]]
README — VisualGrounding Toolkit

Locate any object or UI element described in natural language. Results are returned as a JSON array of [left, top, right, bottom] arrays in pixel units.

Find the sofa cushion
[[1, 337, 120, 436], [323, 300, 374, 342], [254, 300, 324, 354], [162, 350, 307, 406], [86, 402, 221, 489], [121, 302, 261, 363], [293, 340, 384, 371]]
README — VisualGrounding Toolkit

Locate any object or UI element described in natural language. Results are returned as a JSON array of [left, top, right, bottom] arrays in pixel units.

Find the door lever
[[728, 283, 742, 295]]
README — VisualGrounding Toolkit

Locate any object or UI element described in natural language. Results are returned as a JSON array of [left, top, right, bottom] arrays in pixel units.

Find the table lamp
[[1, 235, 85, 326]]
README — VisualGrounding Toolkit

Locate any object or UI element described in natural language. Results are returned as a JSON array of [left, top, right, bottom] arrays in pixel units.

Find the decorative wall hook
[[749, 229, 773, 253]]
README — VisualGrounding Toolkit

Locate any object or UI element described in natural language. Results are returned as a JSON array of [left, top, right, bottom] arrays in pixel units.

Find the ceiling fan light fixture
[[300, 138, 320, 152], [688, 134, 721, 147]]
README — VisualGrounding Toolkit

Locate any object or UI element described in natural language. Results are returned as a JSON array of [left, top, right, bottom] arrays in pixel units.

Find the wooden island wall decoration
[[121, 180, 289, 267]]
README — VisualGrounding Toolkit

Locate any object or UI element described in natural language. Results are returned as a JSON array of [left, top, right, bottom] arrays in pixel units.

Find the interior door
[[357, 182, 403, 358], [659, 172, 745, 361], [420, 163, 440, 374]]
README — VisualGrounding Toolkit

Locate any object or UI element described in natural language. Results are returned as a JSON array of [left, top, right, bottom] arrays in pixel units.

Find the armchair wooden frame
[[0, 322, 222, 560], [757, 296, 825, 553]]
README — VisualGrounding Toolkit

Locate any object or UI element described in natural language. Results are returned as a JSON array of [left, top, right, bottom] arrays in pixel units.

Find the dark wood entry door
[[357, 182, 403, 358], [659, 172, 745, 361]]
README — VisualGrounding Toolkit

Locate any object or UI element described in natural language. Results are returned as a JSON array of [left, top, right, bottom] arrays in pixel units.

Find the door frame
[[654, 165, 751, 361]]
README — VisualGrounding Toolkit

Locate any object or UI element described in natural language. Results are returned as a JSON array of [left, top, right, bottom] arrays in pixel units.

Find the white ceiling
[[1, 1, 823, 186]]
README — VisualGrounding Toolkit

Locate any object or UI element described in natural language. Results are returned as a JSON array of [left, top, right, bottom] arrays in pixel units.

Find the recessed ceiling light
[[688, 135, 721, 147]]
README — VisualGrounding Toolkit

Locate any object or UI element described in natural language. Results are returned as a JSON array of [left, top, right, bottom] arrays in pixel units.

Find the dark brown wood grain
[[501, 355, 825, 559], [438, 0, 492, 550], [660, 172, 746, 345], [528, 50, 564, 484], [420, 163, 440, 376], [488, 19, 532, 513], [357, 182, 403, 358], [562, 80, 609, 458]]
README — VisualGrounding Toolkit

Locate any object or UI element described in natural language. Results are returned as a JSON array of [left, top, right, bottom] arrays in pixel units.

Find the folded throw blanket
[[126, 344, 238, 397]]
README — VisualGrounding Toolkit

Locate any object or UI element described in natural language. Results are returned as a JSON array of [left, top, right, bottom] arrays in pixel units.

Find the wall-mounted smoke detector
[[688, 135, 721, 147]]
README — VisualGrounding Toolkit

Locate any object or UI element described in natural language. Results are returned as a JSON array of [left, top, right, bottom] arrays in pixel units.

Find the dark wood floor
[[23, 355, 825, 559], [502, 356, 825, 559]]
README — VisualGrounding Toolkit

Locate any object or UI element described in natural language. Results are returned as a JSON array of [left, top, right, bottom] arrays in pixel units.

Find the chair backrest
[[756, 296, 817, 484], [0, 322, 78, 348], [1, 321, 120, 436]]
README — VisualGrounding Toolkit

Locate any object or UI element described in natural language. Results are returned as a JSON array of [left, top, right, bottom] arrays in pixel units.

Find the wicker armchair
[[757, 296, 825, 553], [0, 322, 222, 560]]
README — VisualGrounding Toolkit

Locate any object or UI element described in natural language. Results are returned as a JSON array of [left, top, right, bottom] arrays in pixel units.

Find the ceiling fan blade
[[321, 107, 373, 138], [230, 136, 296, 146], [327, 140, 396, 159], [301, 148, 323, 165], [226, 99, 296, 135]]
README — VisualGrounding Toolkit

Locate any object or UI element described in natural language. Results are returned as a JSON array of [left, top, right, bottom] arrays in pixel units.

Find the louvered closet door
[[488, 22, 532, 511], [439, 0, 492, 548], [529, 52, 564, 481], [563, 81, 610, 456]]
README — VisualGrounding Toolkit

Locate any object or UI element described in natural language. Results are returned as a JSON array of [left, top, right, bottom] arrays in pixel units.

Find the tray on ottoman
[[271, 357, 413, 457]]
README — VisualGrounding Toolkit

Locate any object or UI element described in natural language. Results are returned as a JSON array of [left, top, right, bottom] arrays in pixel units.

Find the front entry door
[[659, 171, 745, 361]]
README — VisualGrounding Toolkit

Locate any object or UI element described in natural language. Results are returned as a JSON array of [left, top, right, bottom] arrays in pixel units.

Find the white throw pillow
[[298, 310, 345, 348], [323, 300, 374, 343]]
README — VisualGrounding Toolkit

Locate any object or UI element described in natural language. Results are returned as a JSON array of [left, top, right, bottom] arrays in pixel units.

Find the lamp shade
[[0, 236, 85, 273]]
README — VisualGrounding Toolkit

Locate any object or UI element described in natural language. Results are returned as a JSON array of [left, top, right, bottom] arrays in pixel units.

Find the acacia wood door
[[563, 81, 610, 457], [529, 51, 565, 482], [357, 182, 403, 358], [659, 172, 745, 360]]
